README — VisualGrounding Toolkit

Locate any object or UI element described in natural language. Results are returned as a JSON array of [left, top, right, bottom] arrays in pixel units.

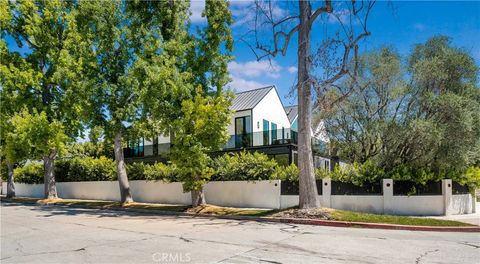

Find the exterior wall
[[390, 196, 444, 216], [252, 89, 291, 145], [58, 181, 120, 201], [450, 194, 473, 214], [331, 195, 384, 214], [204, 180, 281, 209], [129, 181, 191, 204], [227, 110, 252, 136], [5, 180, 474, 216]]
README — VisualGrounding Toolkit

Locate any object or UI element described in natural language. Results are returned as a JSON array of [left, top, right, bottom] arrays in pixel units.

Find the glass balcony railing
[[224, 129, 298, 149], [124, 129, 328, 158]]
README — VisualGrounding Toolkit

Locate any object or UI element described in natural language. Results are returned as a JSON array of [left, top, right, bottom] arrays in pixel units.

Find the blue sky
[[190, 0, 480, 106], [6, 1, 479, 108]]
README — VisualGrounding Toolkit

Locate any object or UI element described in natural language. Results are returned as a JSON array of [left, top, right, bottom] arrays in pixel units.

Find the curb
[[2, 198, 479, 233]]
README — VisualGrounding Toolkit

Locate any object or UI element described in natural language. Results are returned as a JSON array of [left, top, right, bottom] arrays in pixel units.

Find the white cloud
[[287, 66, 298, 74], [228, 60, 282, 79], [190, 0, 206, 23], [327, 9, 351, 24], [414, 23, 426, 32], [230, 1, 288, 28], [228, 75, 269, 92]]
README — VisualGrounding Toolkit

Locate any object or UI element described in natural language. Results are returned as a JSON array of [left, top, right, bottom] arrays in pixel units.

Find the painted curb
[[2, 198, 479, 233]]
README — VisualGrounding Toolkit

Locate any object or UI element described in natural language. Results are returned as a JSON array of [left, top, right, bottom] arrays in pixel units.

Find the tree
[[171, 92, 232, 206], [1, 0, 89, 199], [80, 0, 193, 203], [171, 0, 234, 206], [5, 109, 68, 197], [246, 0, 374, 208], [320, 36, 480, 176]]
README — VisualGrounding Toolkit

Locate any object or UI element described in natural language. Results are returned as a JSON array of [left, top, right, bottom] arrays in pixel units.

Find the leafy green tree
[[80, 0, 192, 203], [5, 109, 68, 196], [321, 36, 480, 177], [170, 0, 233, 206], [1, 0, 90, 198], [171, 91, 232, 206]]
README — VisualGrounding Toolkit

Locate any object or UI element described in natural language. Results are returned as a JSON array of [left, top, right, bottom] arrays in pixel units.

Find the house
[[124, 86, 330, 167]]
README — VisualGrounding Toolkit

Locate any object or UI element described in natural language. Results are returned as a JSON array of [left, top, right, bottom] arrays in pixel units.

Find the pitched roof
[[230, 86, 274, 111], [284, 105, 298, 123]]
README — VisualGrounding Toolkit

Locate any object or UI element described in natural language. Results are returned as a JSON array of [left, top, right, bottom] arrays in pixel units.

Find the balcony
[[224, 129, 298, 149], [124, 129, 328, 159]]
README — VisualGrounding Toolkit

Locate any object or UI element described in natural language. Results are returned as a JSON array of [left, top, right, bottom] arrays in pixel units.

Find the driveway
[[1, 202, 479, 264]]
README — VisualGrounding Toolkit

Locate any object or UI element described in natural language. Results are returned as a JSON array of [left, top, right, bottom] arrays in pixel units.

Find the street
[[1, 202, 479, 264]]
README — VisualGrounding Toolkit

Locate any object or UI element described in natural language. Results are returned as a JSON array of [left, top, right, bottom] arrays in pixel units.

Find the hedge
[[5, 153, 477, 190], [4, 152, 298, 183]]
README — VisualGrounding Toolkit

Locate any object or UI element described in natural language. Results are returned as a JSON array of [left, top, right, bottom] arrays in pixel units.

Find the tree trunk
[[43, 150, 58, 199], [114, 131, 133, 203], [297, 0, 319, 209], [191, 188, 206, 207], [6, 162, 15, 198]]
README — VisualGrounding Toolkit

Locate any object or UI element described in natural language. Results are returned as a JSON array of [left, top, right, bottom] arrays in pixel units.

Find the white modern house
[[125, 86, 330, 167]]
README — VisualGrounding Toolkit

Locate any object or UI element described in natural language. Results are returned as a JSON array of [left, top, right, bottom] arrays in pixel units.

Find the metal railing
[[124, 129, 328, 158]]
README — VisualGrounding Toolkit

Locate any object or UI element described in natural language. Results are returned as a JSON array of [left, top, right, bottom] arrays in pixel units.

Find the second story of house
[[225, 86, 293, 149], [125, 85, 329, 160]]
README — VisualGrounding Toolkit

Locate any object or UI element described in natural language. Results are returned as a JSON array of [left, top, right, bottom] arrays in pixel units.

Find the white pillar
[[322, 178, 331, 208], [383, 179, 393, 215], [472, 190, 477, 213], [442, 179, 453, 216]]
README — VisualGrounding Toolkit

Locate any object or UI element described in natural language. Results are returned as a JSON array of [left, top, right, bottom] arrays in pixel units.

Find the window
[[271, 122, 277, 143], [282, 127, 285, 140], [235, 116, 252, 148], [263, 119, 270, 145]]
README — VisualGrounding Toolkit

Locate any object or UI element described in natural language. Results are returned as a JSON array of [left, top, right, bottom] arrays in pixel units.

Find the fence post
[[442, 179, 452, 216], [383, 179, 393, 215], [472, 189, 477, 213], [322, 178, 331, 208]]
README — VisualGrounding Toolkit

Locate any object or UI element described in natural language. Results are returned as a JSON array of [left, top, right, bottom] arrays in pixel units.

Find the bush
[[272, 163, 299, 181], [212, 151, 278, 181], [55, 156, 116, 182], [10, 157, 177, 183], [14, 162, 43, 184], [127, 162, 177, 182]]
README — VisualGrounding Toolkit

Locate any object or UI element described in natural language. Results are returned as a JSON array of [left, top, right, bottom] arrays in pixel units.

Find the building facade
[[124, 86, 330, 168]]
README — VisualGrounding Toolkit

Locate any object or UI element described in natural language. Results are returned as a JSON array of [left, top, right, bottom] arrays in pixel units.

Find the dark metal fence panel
[[393, 181, 442, 196], [452, 182, 470, 194], [281, 180, 322, 195], [331, 181, 382, 195]]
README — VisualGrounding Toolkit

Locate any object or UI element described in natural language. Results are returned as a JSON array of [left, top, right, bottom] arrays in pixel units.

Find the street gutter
[[2, 198, 479, 233]]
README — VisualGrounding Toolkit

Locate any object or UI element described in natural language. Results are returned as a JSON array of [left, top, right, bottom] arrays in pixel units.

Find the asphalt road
[[1, 202, 479, 264]]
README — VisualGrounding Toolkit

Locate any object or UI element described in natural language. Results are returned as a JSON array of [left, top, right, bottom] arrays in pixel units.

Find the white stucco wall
[[450, 194, 473, 214], [331, 195, 384, 214], [5, 180, 474, 216], [252, 89, 291, 145], [391, 196, 444, 216], [204, 180, 281, 209], [129, 181, 190, 204], [57, 181, 120, 201]]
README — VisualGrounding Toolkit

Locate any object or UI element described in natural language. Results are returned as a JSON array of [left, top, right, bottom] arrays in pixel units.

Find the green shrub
[[14, 162, 43, 184], [272, 163, 299, 181], [212, 151, 278, 181], [127, 162, 177, 182], [126, 162, 146, 180], [55, 156, 116, 182]]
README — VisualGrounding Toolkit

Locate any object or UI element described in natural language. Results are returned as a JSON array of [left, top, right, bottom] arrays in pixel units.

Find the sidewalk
[[426, 205, 480, 226]]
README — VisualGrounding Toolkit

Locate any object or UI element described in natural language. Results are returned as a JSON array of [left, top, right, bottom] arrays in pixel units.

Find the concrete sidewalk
[[427, 204, 480, 226]]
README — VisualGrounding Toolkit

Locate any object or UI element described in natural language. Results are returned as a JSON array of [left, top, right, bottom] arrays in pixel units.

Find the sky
[[190, 0, 480, 107], [5, 0, 479, 109]]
